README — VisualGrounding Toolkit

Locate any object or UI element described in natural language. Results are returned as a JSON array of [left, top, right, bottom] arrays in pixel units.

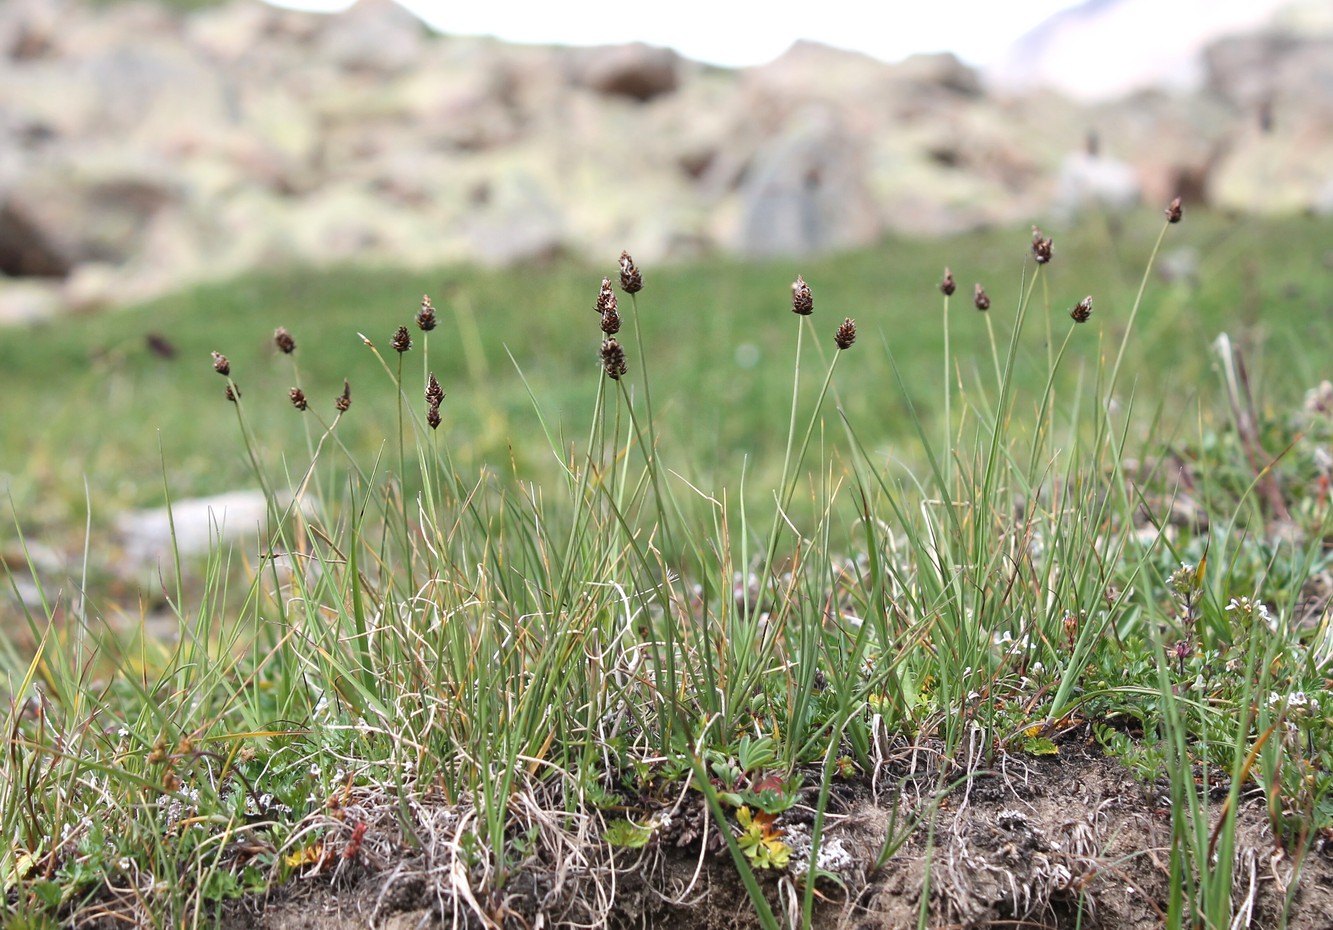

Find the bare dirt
[[215, 744, 1333, 930]]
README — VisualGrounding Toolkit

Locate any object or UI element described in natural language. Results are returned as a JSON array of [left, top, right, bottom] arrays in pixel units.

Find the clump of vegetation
[[3, 205, 1332, 929]]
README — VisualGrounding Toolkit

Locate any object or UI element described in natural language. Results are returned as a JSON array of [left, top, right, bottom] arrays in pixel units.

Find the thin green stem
[[942, 291, 952, 488], [1108, 220, 1173, 400]]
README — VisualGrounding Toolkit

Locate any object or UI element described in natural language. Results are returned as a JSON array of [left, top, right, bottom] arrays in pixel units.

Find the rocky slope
[[0, 0, 1330, 322]]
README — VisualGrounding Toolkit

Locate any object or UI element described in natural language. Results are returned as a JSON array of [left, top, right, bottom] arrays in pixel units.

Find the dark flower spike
[[211, 351, 230, 376], [274, 327, 296, 354], [791, 274, 813, 315], [426, 404, 441, 430], [335, 379, 351, 412], [1165, 197, 1183, 224], [391, 325, 412, 353], [1032, 227, 1054, 265], [973, 284, 990, 312], [416, 294, 438, 331], [595, 278, 617, 316], [600, 307, 621, 335], [834, 318, 857, 350], [289, 387, 308, 411], [225, 384, 240, 402], [425, 372, 445, 407], [1070, 295, 1094, 323], [601, 338, 628, 380], [619, 250, 643, 294], [940, 267, 956, 296]]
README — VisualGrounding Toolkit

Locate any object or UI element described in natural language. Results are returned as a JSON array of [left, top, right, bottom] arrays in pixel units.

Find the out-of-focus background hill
[[1, 0, 1331, 323]]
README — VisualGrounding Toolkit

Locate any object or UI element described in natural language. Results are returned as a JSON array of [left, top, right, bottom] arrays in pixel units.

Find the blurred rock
[[1053, 151, 1141, 219], [2, 152, 182, 269], [318, 0, 426, 74], [1203, 32, 1333, 113], [461, 167, 567, 266], [1315, 176, 1333, 217], [1202, 29, 1333, 212], [0, 0, 65, 61], [0, 199, 71, 277], [115, 490, 273, 569], [735, 109, 878, 257], [573, 42, 680, 101], [0, 279, 62, 323]]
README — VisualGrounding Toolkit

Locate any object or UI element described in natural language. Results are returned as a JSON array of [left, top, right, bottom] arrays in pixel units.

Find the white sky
[[264, 0, 1082, 68]]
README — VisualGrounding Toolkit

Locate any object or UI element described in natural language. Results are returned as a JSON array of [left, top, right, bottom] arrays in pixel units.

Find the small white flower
[[1288, 691, 1316, 709], [1314, 445, 1332, 476], [1256, 603, 1278, 632]]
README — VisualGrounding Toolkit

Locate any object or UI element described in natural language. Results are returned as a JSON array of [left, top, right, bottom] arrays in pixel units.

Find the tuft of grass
[[2, 209, 1332, 928]]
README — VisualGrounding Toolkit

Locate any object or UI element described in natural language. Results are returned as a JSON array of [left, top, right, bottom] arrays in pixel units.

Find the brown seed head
[[391, 325, 412, 354], [619, 250, 643, 294], [940, 267, 956, 296], [427, 404, 441, 430], [1165, 197, 1183, 224], [973, 283, 990, 312], [289, 387, 308, 411], [1070, 295, 1094, 323], [792, 274, 813, 315], [225, 384, 240, 402], [335, 379, 351, 412], [274, 327, 296, 354], [601, 338, 628, 380], [416, 294, 438, 331], [595, 278, 617, 316], [425, 372, 445, 407], [600, 306, 621, 335], [834, 318, 857, 350], [211, 351, 230, 376], [1032, 227, 1054, 265]]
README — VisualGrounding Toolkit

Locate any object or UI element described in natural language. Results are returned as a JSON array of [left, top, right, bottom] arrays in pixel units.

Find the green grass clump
[[3, 208, 1333, 929]]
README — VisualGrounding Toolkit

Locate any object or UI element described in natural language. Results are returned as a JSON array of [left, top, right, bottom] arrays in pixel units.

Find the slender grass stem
[[942, 290, 952, 488]]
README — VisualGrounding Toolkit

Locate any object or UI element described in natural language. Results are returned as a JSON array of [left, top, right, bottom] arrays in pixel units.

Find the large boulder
[[0, 151, 183, 272], [1203, 30, 1333, 212], [571, 42, 680, 101], [1053, 151, 1142, 219], [318, 0, 426, 74], [734, 108, 879, 257]]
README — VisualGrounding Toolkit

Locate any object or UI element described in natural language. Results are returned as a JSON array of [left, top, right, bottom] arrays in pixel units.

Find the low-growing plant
[[3, 204, 1332, 929]]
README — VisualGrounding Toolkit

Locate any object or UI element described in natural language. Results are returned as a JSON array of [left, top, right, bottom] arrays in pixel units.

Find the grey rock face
[[736, 110, 879, 257]]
